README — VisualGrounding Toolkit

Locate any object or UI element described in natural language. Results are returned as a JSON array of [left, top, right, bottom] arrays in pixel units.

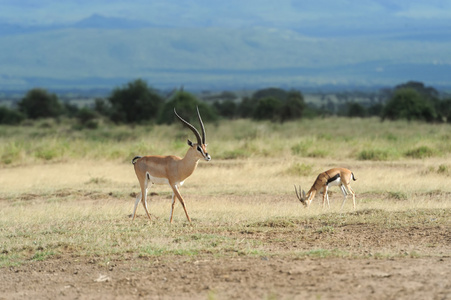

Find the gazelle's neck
[[306, 188, 316, 203], [179, 147, 200, 180]]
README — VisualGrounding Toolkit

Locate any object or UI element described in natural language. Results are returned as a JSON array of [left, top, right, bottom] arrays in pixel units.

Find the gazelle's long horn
[[197, 106, 206, 144], [294, 185, 301, 201], [174, 108, 202, 145], [294, 185, 307, 205]]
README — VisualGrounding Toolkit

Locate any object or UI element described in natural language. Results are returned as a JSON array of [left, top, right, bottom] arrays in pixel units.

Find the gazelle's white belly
[[327, 177, 342, 187], [146, 172, 184, 186]]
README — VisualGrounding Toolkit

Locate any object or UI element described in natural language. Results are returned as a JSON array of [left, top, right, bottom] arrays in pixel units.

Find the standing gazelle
[[131, 107, 211, 223], [294, 168, 357, 210]]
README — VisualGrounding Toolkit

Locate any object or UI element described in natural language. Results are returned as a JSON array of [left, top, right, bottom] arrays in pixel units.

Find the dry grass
[[1, 118, 451, 267]]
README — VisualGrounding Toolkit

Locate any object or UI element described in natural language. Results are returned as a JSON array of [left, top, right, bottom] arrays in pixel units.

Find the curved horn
[[174, 108, 202, 145], [197, 106, 206, 144], [294, 185, 307, 205], [294, 185, 302, 202]]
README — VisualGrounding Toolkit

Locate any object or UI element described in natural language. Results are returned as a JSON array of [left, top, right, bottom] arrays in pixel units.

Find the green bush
[[404, 146, 435, 159], [357, 149, 390, 161], [0, 107, 25, 125], [283, 162, 313, 176]]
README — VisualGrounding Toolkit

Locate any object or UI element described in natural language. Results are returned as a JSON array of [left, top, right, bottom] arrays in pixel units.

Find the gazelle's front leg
[[169, 183, 192, 223], [322, 186, 330, 209], [169, 191, 176, 223], [325, 186, 331, 208]]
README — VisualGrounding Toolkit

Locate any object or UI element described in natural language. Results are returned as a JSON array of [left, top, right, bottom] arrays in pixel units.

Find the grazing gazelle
[[131, 107, 211, 223], [294, 168, 357, 209]]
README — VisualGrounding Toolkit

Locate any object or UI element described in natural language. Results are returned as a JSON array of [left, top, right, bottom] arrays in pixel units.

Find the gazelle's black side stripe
[[326, 173, 340, 185]]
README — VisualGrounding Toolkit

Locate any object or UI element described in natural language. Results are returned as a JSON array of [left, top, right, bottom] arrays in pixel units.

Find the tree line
[[0, 79, 450, 126]]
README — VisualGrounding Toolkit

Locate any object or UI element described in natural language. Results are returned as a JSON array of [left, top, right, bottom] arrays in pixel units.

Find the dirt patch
[[1, 256, 450, 300], [1, 218, 450, 300]]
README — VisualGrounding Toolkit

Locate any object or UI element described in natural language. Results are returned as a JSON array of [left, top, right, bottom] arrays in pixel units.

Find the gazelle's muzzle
[[204, 153, 211, 161]]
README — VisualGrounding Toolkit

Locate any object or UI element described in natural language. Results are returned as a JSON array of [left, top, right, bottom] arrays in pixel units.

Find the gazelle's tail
[[351, 172, 357, 181], [132, 156, 142, 164]]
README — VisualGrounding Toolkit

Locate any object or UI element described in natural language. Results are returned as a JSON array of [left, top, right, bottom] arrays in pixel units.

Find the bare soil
[[1, 220, 450, 300]]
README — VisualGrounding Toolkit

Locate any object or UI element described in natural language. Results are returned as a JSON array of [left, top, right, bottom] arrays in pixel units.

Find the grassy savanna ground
[[0, 117, 450, 299]]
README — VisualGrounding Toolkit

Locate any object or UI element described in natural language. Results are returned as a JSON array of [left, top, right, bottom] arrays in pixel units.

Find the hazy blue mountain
[[0, 1, 450, 91]]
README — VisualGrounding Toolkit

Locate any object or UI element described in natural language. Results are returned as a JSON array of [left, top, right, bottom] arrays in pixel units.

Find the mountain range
[[1, 1, 450, 92]]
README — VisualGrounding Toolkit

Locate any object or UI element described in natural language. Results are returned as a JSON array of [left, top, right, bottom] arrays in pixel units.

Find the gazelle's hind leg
[[141, 184, 152, 219], [133, 177, 152, 220], [325, 186, 331, 208], [347, 185, 356, 209], [341, 184, 356, 210], [132, 192, 142, 220], [339, 184, 348, 210]]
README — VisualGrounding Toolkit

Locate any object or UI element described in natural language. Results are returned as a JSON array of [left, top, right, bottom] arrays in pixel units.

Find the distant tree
[[236, 88, 306, 122], [367, 103, 383, 117], [347, 102, 367, 118], [237, 96, 258, 118], [157, 90, 217, 125], [218, 91, 236, 101], [93, 98, 111, 116], [395, 81, 439, 100], [253, 97, 282, 121], [213, 100, 237, 119], [382, 88, 436, 122], [76, 107, 98, 129], [436, 98, 451, 123], [18, 88, 62, 119], [0, 106, 25, 125], [253, 88, 288, 101], [108, 79, 162, 124], [394, 81, 442, 120], [279, 90, 306, 122], [63, 102, 80, 118]]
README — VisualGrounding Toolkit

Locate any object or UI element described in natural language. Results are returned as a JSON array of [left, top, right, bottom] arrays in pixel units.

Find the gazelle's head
[[294, 185, 308, 207], [174, 107, 211, 162]]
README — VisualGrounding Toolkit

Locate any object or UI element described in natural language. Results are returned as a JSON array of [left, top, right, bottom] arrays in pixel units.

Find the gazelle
[[131, 107, 211, 223], [294, 168, 357, 210]]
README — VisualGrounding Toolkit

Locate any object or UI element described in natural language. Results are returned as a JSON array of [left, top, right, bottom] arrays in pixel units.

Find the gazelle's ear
[[187, 139, 193, 147]]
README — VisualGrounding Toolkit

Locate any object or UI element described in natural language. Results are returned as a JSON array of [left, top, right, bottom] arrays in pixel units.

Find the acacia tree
[[279, 90, 306, 122], [108, 79, 163, 124], [248, 88, 306, 122], [382, 88, 436, 122], [18, 88, 62, 119], [253, 97, 282, 121], [157, 90, 217, 125]]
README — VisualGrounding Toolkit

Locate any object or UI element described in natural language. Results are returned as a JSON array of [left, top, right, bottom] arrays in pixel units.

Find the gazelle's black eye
[[197, 146, 202, 151]]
